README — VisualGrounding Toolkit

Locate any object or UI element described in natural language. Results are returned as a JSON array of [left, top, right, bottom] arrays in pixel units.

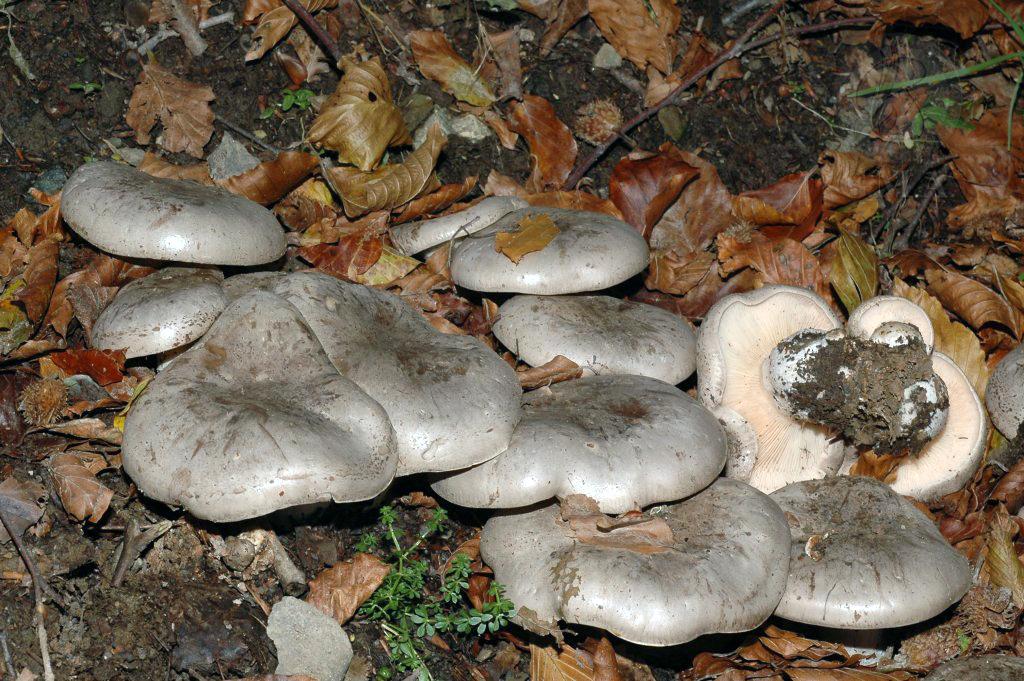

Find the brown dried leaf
[[523, 191, 622, 218], [0, 477, 43, 542], [508, 95, 577, 193], [330, 124, 447, 217], [138, 152, 214, 183], [733, 172, 824, 242], [244, 0, 338, 61], [787, 669, 915, 680], [217, 151, 319, 205], [588, 0, 680, 74], [306, 553, 390, 625], [49, 349, 126, 386], [298, 212, 390, 279], [307, 56, 411, 171], [45, 418, 123, 445], [126, 64, 214, 158], [986, 514, 1024, 608], [819, 150, 892, 209], [925, 268, 1024, 338], [14, 237, 58, 323], [608, 147, 699, 239], [645, 249, 715, 296], [409, 30, 496, 107], [49, 452, 114, 523], [991, 458, 1024, 514], [649, 151, 733, 254], [718, 232, 830, 300], [45, 254, 154, 339], [530, 645, 598, 681], [539, 0, 589, 56], [495, 213, 560, 264], [394, 176, 477, 223], [275, 178, 337, 231], [517, 355, 582, 389], [484, 28, 523, 100], [830, 228, 879, 314], [869, 0, 989, 39]]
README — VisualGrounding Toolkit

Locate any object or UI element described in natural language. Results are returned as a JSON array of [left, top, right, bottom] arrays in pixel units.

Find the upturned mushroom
[[432, 374, 726, 513], [770, 476, 971, 630], [121, 290, 399, 522], [697, 286, 844, 492], [61, 161, 287, 265], [271, 272, 522, 475], [491, 295, 697, 384], [986, 343, 1024, 441], [449, 207, 649, 294], [923, 655, 1024, 680], [480, 479, 790, 646], [390, 196, 528, 255], [91, 267, 227, 358]]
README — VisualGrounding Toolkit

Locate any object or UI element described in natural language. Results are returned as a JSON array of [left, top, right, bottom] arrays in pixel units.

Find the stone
[[267, 597, 353, 681]]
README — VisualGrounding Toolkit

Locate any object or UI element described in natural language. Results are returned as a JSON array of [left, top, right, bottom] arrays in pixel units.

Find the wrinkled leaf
[[517, 355, 582, 389], [645, 249, 715, 296], [217, 151, 319, 205], [925, 268, 1023, 338], [244, 0, 338, 61], [588, 0, 680, 74], [608, 147, 699, 239], [830, 229, 878, 313], [409, 30, 496, 107], [45, 418, 123, 445], [0, 477, 44, 543], [987, 516, 1024, 608], [126, 63, 215, 158], [869, 0, 989, 39], [732, 172, 824, 241], [49, 349, 126, 387], [14, 237, 59, 323], [718, 232, 830, 300], [350, 246, 419, 286], [649, 151, 733, 254], [138, 152, 214, 183], [495, 213, 560, 264], [508, 95, 577, 193], [306, 553, 391, 625], [49, 452, 114, 523], [394, 176, 477, 223], [820, 150, 892, 209]]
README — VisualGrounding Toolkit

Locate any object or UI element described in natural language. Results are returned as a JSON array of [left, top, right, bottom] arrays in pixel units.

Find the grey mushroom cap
[[924, 655, 1024, 680], [492, 295, 697, 384], [449, 207, 649, 294], [480, 478, 791, 646], [272, 272, 522, 475], [222, 271, 287, 301], [770, 475, 971, 629], [432, 374, 726, 513], [390, 196, 528, 255], [91, 267, 227, 359], [121, 290, 399, 522], [61, 161, 286, 265], [987, 343, 1024, 439]]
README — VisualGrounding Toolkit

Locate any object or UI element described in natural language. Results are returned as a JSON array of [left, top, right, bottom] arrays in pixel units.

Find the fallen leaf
[[732, 172, 824, 241], [44, 254, 154, 339], [893, 278, 989, 394], [649, 151, 734, 254], [45, 418, 123, 445], [299, 212, 390, 278], [608, 147, 699, 239], [138, 152, 214, 183], [351, 247, 420, 287], [530, 645, 597, 681], [394, 176, 477, 223], [645, 249, 715, 296], [508, 95, 578, 193], [217, 151, 319, 205], [869, 0, 989, 39], [484, 28, 523, 100], [517, 355, 582, 389], [409, 30, 496, 107], [14, 237, 58, 322], [306, 553, 391, 625], [49, 452, 114, 523], [483, 110, 519, 149], [329, 123, 447, 217], [588, 0, 680, 74], [539, 0, 589, 56], [986, 514, 1024, 608], [787, 668, 915, 680], [495, 213, 560, 264], [275, 178, 337, 231], [925, 268, 1023, 338], [49, 349, 126, 386], [829, 228, 879, 313], [244, 0, 338, 61], [0, 477, 43, 542], [522, 191, 622, 218], [819, 150, 892, 209], [307, 56, 411, 171], [718, 232, 830, 300], [126, 63, 215, 158]]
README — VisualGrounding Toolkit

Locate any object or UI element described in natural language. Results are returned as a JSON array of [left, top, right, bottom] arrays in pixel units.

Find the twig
[[264, 530, 307, 596], [0, 627, 14, 681], [0, 509, 54, 681], [111, 518, 173, 587], [214, 113, 282, 155], [563, 12, 876, 188], [281, 0, 342, 66], [168, 0, 206, 56], [135, 11, 234, 56], [888, 171, 947, 252], [872, 154, 956, 244]]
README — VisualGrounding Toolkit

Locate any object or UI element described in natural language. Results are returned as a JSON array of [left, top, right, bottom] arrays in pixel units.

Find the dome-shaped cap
[[449, 207, 649, 294], [121, 290, 399, 522], [390, 196, 528, 255], [432, 374, 726, 513], [924, 655, 1024, 680], [61, 161, 286, 265], [91, 267, 227, 358], [987, 343, 1024, 440], [492, 295, 696, 384], [770, 475, 971, 629], [272, 272, 522, 475]]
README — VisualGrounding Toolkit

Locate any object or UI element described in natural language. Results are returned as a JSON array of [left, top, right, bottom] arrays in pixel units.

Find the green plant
[[356, 505, 515, 681], [69, 81, 102, 95], [260, 88, 315, 119], [911, 98, 974, 137]]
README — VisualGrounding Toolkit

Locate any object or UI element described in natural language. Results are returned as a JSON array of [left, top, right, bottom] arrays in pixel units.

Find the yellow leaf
[[530, 645, 594, 681], [114, 377, 151, 433], [830, 228, 878, 313], [409, 30, 496, 107], [329, 123, 447, 217], [495, 213, 560, 264], [244, 0, 339, 61], [307, 56, 411, 171], [349, 246, 419, 286], [893, 278, 989, 395], [987, 520, 1024, 608]]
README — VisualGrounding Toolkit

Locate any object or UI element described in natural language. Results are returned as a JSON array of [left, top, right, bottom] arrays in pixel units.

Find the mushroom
[[221, 271, 287, 301], [61, 161, 286, 265], [923, 655, 1024, 680], [432, 374, 726, 513], [449, 207, 649, 294], [91, 267, 227, 358], [121, 290, 399, 522], [479, 479, 790, 646], [846, 295, 935, 351], [491, 295, 697, 384], [271, 272, 522, 475], [769, 476, 971, 629], [390, 196, 528, 255], [697, 285, 844, 492], [986, 343, 1024, 440]]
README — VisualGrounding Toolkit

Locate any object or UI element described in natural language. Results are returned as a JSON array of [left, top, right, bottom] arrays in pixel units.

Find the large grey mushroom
[[390, 196, 528, 255], [770, 476, 971, 629], [61, 161, 286, 265], [480, 479, 790, 646], [91, 267, 227, 358], [449, 207, 649, 294], [924, 655, 1024, 680], [492, 295, 697, 384], [271, 272, 522, 475], [432, 374, 726, 513], [121, 290, 399, 522], [987, 343, 1024, 440]]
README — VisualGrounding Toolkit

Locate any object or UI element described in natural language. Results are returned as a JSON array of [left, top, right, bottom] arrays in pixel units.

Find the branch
[[562, 9, 876, 189], [281, 0, 342, 67], [0, 509, 54, 681]]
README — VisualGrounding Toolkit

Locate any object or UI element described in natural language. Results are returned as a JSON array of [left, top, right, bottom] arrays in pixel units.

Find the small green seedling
[[355, 505, 515, 681], [260, 88, 315, 119], [911, 98, 974, 137], [69, 81, 103, 95]]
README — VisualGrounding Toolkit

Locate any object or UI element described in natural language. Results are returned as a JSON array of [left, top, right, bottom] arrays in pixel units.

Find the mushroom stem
[[389, 196, 528, 255]]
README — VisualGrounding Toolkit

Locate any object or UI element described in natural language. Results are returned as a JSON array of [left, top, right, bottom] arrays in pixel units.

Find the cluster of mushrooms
[[57, 160, 1023, 671]]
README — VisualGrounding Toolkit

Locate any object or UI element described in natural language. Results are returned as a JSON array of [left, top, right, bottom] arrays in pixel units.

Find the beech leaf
[[925, 268, 1024, 338], [986, 516, 1024, 608], [216, 151, 319, 205], [718, 232, 830, 300], [508, 95, 577, 193], [495, 213, 560, 264], [126, 63, 215, 158], [14, 237, 59, 323], [645, 249, 715, 296], [608, 147, 699, 239], [517, 355, 582, 389], [306, 553, 391, 625], [49, 452, 114, 523], [588, 0, 681, 74], [244, 0, 338, 61], [0, 477, 43, 543], [409, 30, 496, 107], [829, 229, 878, 313]]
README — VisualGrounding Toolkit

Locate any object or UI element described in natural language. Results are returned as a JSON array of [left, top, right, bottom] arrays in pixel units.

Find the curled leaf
[[306, 553, 391, 625], [732, 172, 824, 241], [50, 451, 115, 523], [508, 95, 577, 193], [829, 229, 879, 313], [217, 151, 319, 205], [244, 0, 338, 61], [409, 30, 496, 107], [718, 232, 830, 300], [609, 146, 699, 239], [126, 63, 214, 158], [494, 213, 560, 264]]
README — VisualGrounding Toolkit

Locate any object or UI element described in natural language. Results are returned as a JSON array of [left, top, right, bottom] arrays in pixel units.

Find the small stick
[[0, 509, 54, 681], [888, 171, 947, 253], [873, 154, 955, 244], [214, 114, 282, 155], [264, 530, 307, 596], [0, 627, 14, 681], [136, 12, 234, 56], [281, 0, 342, 66]]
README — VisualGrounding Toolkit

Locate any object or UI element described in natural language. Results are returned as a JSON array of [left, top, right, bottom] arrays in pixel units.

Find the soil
[[0, 1, 978, 680]]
